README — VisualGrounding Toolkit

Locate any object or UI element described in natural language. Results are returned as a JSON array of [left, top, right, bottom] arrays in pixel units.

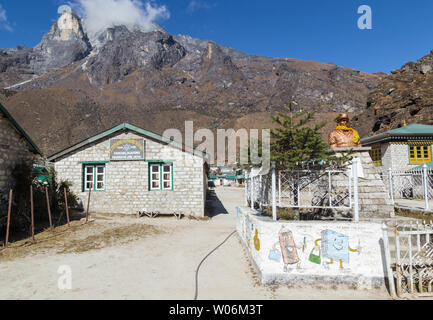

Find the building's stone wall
[[380, 143, 392, 172], [0, 114, 39, 194], [390, 144, 413, 171], [53, 131, 206, 217]]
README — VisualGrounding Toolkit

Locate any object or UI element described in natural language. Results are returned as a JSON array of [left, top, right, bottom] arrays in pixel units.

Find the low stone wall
[[236, 207, 387, 288]]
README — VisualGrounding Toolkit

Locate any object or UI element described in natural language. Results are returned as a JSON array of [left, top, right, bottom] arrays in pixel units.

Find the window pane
[[163, 173, 170, 180], [152, 166, 159, 173], [152, 173, 159, 180], [97, 182, 104, 189], [86, 166, 93, 174], [97, 167, 104, 174], [97, 175, 104, 182], [164, 182, 171, 189], [163, 165, 171, 172], [152, 182, 160, 188]]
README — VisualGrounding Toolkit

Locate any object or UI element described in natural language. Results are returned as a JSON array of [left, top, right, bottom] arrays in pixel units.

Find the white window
[[84, 166, 94, 191], [95, 165, 105, 191], [162, 164, 172, 190], [150, 163, 173, 191], [150, 164, 161, 191], [83, 164, 105, 191]]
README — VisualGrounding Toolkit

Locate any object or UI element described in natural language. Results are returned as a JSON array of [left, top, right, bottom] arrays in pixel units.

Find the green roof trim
[[362, 124, 433, 146], [47, 122, 209, 162], [78, 161, 110, 164], [0, 103, 43, 156], [145, 159, 176, 163]]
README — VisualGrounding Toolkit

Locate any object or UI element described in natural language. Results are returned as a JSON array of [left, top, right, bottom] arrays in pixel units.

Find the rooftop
[[361, 123, 433, 145]]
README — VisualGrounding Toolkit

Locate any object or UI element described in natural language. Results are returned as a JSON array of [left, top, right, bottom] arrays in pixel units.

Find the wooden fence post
[[45, 185, 53, 231], [86, 182, 92, 223], [64, 187, 70, 227], [30, 185, 35, 242], [5, 189, 12, 248]]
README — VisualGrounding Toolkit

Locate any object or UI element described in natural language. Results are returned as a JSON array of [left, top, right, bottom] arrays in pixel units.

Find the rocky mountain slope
[[0, 9, 383, 156], [353, 51, 433, 137]]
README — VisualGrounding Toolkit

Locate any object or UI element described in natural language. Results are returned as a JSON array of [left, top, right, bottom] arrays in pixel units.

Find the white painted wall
[[236, 207, 386, 288]]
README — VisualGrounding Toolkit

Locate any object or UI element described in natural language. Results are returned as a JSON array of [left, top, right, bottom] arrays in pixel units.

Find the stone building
[[0, 103, 43, 195], [48, 123, 209, 217], [361, 123, 433, 172]]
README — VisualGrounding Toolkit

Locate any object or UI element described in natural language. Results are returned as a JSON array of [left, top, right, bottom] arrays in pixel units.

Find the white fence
[[383, 221, 433, 298], [246, 160, 360, 221], [380, 165, 433, 211]]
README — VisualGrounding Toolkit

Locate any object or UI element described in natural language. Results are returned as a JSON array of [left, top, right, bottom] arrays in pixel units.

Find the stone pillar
[[334, 147, 395, 219]]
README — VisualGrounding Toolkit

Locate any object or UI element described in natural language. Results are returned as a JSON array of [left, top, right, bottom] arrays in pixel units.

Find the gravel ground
[[0, 187, 391, 300]]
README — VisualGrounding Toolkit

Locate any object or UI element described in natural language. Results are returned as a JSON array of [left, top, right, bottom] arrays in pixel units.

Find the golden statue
[[328, 113, 362, 149]]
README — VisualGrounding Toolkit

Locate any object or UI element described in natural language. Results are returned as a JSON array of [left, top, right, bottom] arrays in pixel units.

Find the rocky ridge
[[352, 50, 433, 137], [0, 9, 383, 156]]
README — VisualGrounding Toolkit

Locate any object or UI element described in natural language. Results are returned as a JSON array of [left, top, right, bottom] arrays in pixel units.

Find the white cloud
[[64, 0, 169, 38], [0, 3, 13, 32], [187, 0, 216, 14]]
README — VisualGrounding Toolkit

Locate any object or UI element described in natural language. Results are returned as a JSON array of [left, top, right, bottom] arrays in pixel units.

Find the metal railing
[[246, 160, 360, 221], [380, 165, 433, 211]]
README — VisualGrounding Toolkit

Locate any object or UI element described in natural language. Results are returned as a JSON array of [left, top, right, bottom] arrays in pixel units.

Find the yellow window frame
[[409, 145, 432, 164], [370, 146, 382, 166]]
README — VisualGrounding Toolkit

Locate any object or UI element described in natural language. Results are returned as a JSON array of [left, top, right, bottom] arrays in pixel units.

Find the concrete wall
[[237, 207, 387, 288], [0, 114, 39, 194], [53, 131, 206, 217]]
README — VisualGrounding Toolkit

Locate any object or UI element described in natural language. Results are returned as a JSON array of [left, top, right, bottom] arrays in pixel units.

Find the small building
[[0, 103, 43, 195], [48, 123, 208, 217], [361, 123, 433, 172]]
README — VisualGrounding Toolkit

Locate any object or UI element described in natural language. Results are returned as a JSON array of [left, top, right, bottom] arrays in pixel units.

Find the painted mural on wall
[[236, 208, 384, 285], [265, 226, 361, 273]]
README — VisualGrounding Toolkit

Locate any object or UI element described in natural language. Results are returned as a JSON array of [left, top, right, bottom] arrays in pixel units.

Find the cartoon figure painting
[[314, 229, 360, 270], [279, 226, 300, 272]]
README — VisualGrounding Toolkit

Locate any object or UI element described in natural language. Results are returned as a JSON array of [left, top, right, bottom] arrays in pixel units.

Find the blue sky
[[0, 0, 433, 74]]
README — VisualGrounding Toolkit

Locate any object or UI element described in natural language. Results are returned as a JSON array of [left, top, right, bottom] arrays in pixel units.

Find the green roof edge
[[0, 103, 43, 156], [47, 122, 209, 162], [361, 124, 433, 145]]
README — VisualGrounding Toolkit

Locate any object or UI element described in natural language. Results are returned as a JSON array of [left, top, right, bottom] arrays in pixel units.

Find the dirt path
[[0, 187, 391, 300]]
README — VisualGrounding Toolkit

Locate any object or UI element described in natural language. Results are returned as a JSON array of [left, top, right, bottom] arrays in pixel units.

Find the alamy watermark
[[163, 121, 271, 173], [358, 5, 372, 30], [57, 265, 72, 290]]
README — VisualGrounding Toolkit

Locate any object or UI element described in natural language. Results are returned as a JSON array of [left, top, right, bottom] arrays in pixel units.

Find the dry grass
[[0, 219, 162, 261], [395, 208, 432, 222]]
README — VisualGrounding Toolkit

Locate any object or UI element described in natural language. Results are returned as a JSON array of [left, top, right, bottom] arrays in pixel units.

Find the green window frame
[[149, 163, 173, 191], [83, 164, 106, 192], [409, 145, 432, 165]]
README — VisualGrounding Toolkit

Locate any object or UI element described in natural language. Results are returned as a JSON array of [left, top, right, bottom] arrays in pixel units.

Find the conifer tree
[[271, 102, 353, 170]]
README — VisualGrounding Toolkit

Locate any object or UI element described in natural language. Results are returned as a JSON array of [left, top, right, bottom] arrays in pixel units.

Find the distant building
[[0, 103, 43, 195], [361, 123, 433, 172], [209, 166, 245, 186], [48, 123, 208, 217]]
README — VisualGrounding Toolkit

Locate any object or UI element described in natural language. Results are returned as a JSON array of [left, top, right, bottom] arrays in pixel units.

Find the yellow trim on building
[[369, 145, 382, 166], [409, 145, 432, 164]]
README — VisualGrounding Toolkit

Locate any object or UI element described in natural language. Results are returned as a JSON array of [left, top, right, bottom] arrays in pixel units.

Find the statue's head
[[335, 113, 350, 126]]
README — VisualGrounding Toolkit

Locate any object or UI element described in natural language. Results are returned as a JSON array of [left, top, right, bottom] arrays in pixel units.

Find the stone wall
[[237, 207, 387, 288], [53, 131, 206, 217], [0, 114, 39, 195], [356, 149, 394, 219]]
